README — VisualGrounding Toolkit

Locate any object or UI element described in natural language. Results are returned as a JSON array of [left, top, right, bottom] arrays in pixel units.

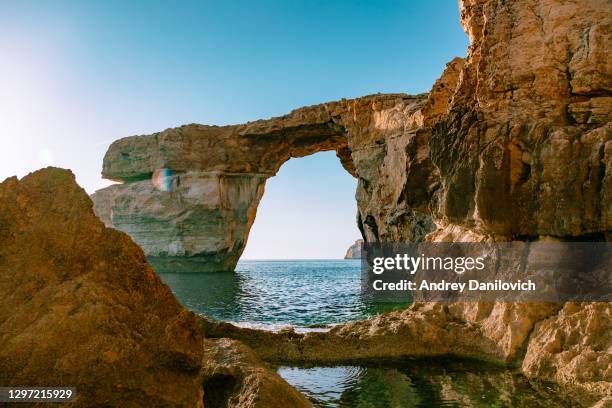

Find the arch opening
[[242, 151, 360, 260], [156, 150, 398, 329]]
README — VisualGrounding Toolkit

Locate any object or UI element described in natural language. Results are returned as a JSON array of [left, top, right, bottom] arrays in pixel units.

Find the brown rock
[[201, 303, 505, 364], [202, 339, 312, 408], [426, 1, 612, 399], [522, 302, 612, 397], [0, 168, 311, 407], [430, 0, 611, 238], [343, 239, 363, 259], [0, 168, 204, 407]]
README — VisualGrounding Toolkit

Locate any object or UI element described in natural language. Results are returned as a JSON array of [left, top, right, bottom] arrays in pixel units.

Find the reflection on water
[[159, 260, 583, 407], [278, 360, 576, 408], [158, 260, 408, 327]]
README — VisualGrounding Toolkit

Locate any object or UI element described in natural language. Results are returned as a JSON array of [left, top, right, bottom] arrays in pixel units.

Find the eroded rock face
[[201, 339, 312, 408], [93, 172, 266, 272], [425, 0, 611, 399], [93, 93, 435, 270], [0, 168, 311, 407], [344, 239, 363, 259], [0, 168, 205, 407], [430, 0, 611, 239], [201, 303, 504, 364], [89, 0, 611, 400], [522, 302, 612, 397]]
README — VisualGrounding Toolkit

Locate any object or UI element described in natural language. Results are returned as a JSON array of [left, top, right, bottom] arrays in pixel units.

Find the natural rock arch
[[92, 93, 436, 271]]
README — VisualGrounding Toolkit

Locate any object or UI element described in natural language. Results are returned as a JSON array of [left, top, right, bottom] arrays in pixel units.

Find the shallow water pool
[[277, 361, 578, 408], [158, 260, 584, 407]]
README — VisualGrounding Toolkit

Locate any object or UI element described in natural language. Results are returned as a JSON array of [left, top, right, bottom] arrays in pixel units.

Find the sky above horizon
[[0, 0, 469, 259]]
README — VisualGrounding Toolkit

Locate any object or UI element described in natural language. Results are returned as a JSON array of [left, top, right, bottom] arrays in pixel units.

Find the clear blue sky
[[0, 0, 468, 259]]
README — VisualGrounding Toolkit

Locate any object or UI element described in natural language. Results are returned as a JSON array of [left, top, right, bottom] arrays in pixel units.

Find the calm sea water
[[158, 259, 406, 328], [159, 260, 578, 408]]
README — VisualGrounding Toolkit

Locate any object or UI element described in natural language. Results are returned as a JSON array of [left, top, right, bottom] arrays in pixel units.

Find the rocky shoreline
[[0, 168, 311, 408], [1, 0, 610, 406]]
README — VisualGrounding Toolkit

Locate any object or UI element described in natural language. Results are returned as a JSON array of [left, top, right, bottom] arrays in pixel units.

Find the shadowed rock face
[[423, 1, 611, 399], [430, 0, 612, 240]]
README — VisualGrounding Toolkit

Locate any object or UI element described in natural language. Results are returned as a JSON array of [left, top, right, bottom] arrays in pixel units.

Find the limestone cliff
[[344, 239, 363, 259], [92, 93, 433, 271], [0, 168, 311, 407], [429, 0, 611, 240], [424, 0, 611, 398]]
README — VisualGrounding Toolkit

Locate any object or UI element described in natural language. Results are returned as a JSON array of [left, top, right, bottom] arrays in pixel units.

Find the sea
[[159, 260, 577, 408]]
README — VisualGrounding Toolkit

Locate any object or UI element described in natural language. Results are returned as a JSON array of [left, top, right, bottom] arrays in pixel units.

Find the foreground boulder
[[522, 302, 611, 398], [201, 339, 311, 408], [0, 168, 310, 407]]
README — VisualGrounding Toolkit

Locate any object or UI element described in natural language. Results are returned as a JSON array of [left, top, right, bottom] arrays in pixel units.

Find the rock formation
[[522, 302, 611, 399], [429, 0, 611, 240], [423, 0, 611, 399], [92, 93, 434, 271], [0, 168, 310, 407], [89, 0, 611, 402], [93, 2, 611, 267], [343, 239, 363, 259], [202, 339, 310, 408]]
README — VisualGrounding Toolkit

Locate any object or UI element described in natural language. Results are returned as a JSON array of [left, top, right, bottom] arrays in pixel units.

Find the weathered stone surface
[[0, 168, 205, 407], [430, 0, 612, 239], [93, 93, 435, 271], [202, 338, 312, 408], [0, 168, 311, 407], [522, 302, 612, 397], [93, 172, 266, 272], [343, 239, 363, 259], [201, 303, 504, 364], [426, 1, 612, 400], [203, 313, 600, 406]]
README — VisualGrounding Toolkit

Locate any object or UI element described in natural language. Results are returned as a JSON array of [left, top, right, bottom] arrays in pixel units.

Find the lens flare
[[152, 168, 174, 192]]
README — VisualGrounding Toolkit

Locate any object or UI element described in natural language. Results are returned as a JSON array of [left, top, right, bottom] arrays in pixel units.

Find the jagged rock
[[89, 0, 611, 401], [0, 168, 205, 407], [93, 172, 266, 272], [343, 239, 363, 259], [202, 339, 311, 408], [0, 168, 310, 407], [522, 302, 612, 397], [430, 0, 611, 239], [426, 0, 612, 400], [201, 304, 505, 364]]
